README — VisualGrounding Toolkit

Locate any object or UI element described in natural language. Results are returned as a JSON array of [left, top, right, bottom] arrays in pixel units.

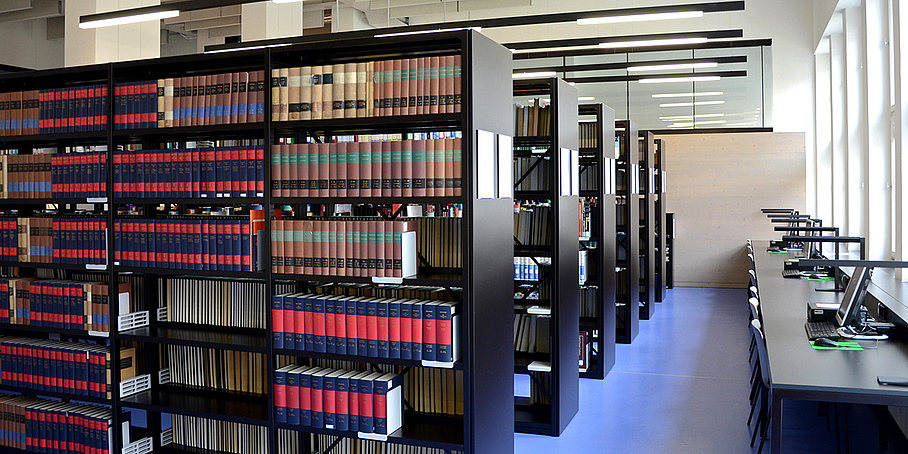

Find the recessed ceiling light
[[599, 37, 708, 49], [374, 27, 481, 38], [659, 113, 726, 120], [639, 75, 721, 84], [578, 96, 596, 101], [659, 100, 726, 107], [512, 71, 557, 79], [79, 9, 179, 29], [628, 62, 718, 72], [652, 91, 724, 98], [578, 10, 704, 25]]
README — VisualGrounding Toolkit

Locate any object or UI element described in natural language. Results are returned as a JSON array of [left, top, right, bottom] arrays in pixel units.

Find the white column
[[64, 0, 161, 67], [830, 22, 849, 233], [815, 40, 834, 227], [864, 0, 892, 260], [895, 0, 908, 277], [844, 7, 868, 243], [241, 3, 303, 42]]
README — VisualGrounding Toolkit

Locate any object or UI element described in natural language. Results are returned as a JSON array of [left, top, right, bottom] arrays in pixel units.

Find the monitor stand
[[837, 325, 888, 340]]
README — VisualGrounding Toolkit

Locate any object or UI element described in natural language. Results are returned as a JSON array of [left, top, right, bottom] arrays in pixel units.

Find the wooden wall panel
[[656, 132, 806, 288]]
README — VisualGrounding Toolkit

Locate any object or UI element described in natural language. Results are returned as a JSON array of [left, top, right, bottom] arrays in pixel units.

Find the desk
[[752, 241, 908, 453]]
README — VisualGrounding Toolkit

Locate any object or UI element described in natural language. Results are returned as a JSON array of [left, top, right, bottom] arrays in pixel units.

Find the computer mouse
[[809, 273, 821, 279], [814, 337, 839, 348]]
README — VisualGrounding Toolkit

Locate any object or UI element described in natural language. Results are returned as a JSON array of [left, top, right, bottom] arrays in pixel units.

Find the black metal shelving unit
[[615, 120, 640, 344], [512, 78, 579, 436], [653, 138, 667, 302], [0, 29, 515, 454], [666, 212, 675, 289], [638, 131, 656, 320], [577, 103, 616, 380]]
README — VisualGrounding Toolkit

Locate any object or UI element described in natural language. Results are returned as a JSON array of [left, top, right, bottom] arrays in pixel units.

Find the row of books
[[580, 286, 599, 318], [160, 277, 265, 329], [579, 330, 593, 373], [514, 101, 552, 137], [170, 414, 268, 454], [113, 146, 265, 199], [416, 216, 462, 269], [513, 314, 550, 354], [579, 198, 593, 238], [0, 395, 114, 453], [270, 56, 461, 121], [122, 72, 268, 129], [114, 214, 264, 271], [514, 257, 541, 281], [274, 365, 403, 435], [272, 293, 459, 362], [300, 434, 461, 454], [402, 367, 463, 416], [166, 345, 265, 394], [514, 202, 552, 246], [316, 283, 455, 301], [271, 136, 463, 198], [0, 338, 136, 399], [1, 217, 108, 265], [513, 152, 551, 192], [0, 278, 131, 332], [0, 85, 108, 136], [579, 121, 600, 149], [579, 249, 589, 285], [0, 152, 107, 199], [271, 218, 417, 278]]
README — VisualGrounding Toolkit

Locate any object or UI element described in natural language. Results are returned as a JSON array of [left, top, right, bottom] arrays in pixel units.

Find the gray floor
[[515, 287, 908, 453]]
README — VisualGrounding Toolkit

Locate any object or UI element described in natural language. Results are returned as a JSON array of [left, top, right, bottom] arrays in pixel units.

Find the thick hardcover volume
[[372, 373, 403, 435], [274, 364, 294, 424], [288, 67, 301, 121], [300, 66, 312, 120]]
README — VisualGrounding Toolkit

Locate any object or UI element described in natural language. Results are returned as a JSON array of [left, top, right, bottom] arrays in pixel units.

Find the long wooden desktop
[[752, 241, 908, 453]]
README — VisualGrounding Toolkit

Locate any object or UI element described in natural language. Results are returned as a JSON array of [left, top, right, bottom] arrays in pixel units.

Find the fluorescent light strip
[[513, 71, 557, 79], [599, 37, 708, 49], [374, 27, 480, 38], [79, 9, 179, 29], [669, 120, 728, 127], [273, 0, 306, 3], [206, 43, 293, 54], [659, 113, 725, 120], [512, 44, 601, 54], [628, 62, 718, 72], [578, 96, 596, 101], [639, 75, 721, 84], [652, 91, 724, 98], [659, 100, 726, 107], [578, 10, 704, 25]]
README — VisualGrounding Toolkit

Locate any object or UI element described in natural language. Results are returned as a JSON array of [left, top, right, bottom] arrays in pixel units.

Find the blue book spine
[[367, 300, 379, 358], [313, 297, 327, 353], [274, 368, 288, 424], [389, 300, 401, 359], [400, 302, 411, 360], [325, 298, 336, 354], [373, 378, 390, 435], [286, 371, 300, 425], [346, 299, 358, 356], [335, 298, 347, 356], [335, 375, 349, 432], [377, 299, 390, 359], [311, 373, 324, 429], [303, 296, 315, 351], [423, 303, 436, 361], [323, 374, 336, 429], [358, 376, 373, 433], [347, 375, 359, 433], [299, 371, 311, 427], [285, 294, 297, 350], [411, 302, 423, 361], [293, 295, 306, 351]]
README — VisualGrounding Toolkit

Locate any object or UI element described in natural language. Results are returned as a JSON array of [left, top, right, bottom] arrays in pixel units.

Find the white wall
[[0, 18, 63, 69]]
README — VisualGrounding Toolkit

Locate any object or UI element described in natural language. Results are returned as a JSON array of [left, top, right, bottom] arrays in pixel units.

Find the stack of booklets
[[0, 279, 131, 333], [117, 71, 267, 129], [166, 345, 264, 394], [274, 366, 403, 435], [0, 152, 107, 199], [272, 293, 460, 362], [269, 56, 461, 121], [0, 85, 108, 136], [0, 338, 136, 399], [0, 217, 108, 265], [170, 414, 268, 454], [0, 395, 115, 453], [271, 218, 417, 278], [271, 136, 462, 198], [114, 146, 265, 199], [161, 277, 265, 329], [114, 213, 264, 271]]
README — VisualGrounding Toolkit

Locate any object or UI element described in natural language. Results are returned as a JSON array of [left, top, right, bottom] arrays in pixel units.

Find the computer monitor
[[836, 266, 873, 328]]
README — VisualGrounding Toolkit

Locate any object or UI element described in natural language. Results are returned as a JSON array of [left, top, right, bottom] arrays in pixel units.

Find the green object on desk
[[767, 250, 788, 253], [810, 341, 863, 351], [808, 276, 835, 281]]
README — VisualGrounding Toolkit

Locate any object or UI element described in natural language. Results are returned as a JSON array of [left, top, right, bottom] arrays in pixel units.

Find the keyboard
[[781, 269, 802, 278], [805, 321, 840, 340]]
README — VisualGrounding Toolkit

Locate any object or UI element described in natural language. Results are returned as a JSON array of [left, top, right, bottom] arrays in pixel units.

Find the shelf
[[514, 136, 553, 147], [117, 197, 266, 205], [0, 198, 107, 206], [114, 266, 265, 279], [273, 348, 463, 370], [0, 261, 107, 271], [271, 271, 462, 287], [0, 384, 111, 405], [276, 413, 464, 452], [272, 196, 462, 205], [513, 279, 541, 285], [514, 400, 553, 433], [272, 113, 462, 135], [514, 245, 552, 257], [513, 149, 552, 159], [579, 190, 600, 198], [514, 190, 553, 201], [514, 352, 551, 373], [112, 123, 264, 140], [120, 386, 269, 425], [0, 130, 108, 146], [0, 322, 107, 338], [119, 326, 269, 353], [158, 446, 238, 454]]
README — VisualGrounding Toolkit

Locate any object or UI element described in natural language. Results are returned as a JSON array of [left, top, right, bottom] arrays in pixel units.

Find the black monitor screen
[[836, 266, 872, 327]]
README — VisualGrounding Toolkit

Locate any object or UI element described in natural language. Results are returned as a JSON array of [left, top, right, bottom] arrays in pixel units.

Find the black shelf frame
[[638, 131, 656, 320], [615, 120, 640, 344], [653, 138, 668, 302], [577, 103, 617, 380], [0, 29, 515, 454], [512, 78, 579, 437], [666, 212, 675, 289]]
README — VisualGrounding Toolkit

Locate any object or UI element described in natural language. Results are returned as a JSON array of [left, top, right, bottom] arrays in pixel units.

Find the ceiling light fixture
[[639, 75, 721, 84], [206, 43, 294, 54], [652, 91, 724, 98], [659, 100, 726, 107], [578, 10, 704, 25], [512, 71, 557, 79], [628, 62, 718, 72], [374, 27, 481, 38], [659, 113, 726, 120], [599, 37, 708, 49], [79, 8, 179, 29], [578, 96, 596, 101]]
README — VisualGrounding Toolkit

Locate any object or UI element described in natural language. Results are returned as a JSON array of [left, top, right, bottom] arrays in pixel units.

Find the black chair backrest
[[751, 319, 771, 387]]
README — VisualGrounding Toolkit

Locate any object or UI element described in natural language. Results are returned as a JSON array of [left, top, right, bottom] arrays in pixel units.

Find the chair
[[750, 319, 771, 453]]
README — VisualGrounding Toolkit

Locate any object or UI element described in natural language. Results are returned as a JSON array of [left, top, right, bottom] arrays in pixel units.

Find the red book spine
[[201, 221, 211, 266], [229, 221, 241, 268], [230, 147, 240, 197], [179, 220, 188, 269], [239, 147, 250, 196], [298, 373, 310, 419], [192, 148, 201, 196], [166, 221, 176, 267], [335, 301, 346, 351], [325, 300, 336, 350], [359, 381, 373, 421], [287, 373, 300, 419], [311, 377, 323, 419], [192, 221, 201, 268], [256, 146, 265, 195]]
